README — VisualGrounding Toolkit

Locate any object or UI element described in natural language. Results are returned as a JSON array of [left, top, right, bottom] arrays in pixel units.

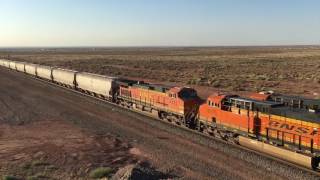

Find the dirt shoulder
[[0, 120, 139, 179]]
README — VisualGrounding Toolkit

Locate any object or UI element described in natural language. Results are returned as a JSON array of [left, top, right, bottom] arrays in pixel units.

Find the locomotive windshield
[[178, 88, 197, 99]]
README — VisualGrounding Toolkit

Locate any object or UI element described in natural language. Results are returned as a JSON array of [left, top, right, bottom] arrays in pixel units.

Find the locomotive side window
[[230, 99, 236, 106], [169, 93, 176, 98], [170, 94, 176, 98], [262, 107, 269, 113], [245, 102, 251, 110], [275, 97, 282, 103]]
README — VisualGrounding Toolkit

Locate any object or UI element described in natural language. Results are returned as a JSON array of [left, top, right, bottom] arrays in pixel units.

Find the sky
[[0, 0, 319, 47]]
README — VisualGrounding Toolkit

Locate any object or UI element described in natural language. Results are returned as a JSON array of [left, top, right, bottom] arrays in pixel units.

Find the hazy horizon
[[1, 45, 320, 48], [1, 0, 320, 47]]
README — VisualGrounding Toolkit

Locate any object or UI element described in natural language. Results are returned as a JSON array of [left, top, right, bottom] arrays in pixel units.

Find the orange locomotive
[[117, 80, 200, 126], [198, 94, 320, 168]]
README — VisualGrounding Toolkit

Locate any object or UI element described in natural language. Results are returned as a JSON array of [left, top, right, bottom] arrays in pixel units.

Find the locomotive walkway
[[0, 67, 318, 180]]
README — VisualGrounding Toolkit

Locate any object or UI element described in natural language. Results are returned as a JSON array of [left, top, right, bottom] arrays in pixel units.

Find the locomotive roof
[[208, 94, 235, 104], [133, 83, 172, 92], [118, 79, 173, 93], [229, 97, 282, 107], [270, 106, 320, 123], [248, 93, 271, 101], [271, 94, 320, 105], [230, 97, 320, 123]]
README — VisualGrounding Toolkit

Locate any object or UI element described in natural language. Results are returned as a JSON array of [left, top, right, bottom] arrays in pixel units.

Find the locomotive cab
[[167, 87, 200, 116], [167, 87, 198, 100], [206, 94, 238, 111]]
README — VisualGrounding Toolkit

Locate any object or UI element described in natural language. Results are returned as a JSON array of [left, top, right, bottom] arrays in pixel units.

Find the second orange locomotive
[[118, 80, 200, 127]]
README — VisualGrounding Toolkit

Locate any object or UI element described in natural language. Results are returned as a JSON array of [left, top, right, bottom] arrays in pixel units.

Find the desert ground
[[1, 46, 320, 98], [1, 47, 320, 179]]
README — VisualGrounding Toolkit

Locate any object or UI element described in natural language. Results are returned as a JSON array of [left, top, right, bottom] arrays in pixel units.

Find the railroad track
[[2, 67, 320, 177]]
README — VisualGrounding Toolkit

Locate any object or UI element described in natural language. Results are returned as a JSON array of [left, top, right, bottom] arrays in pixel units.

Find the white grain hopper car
[[76, 72, 118, 98], [37, 65, 53, 80], [9, 61, 16, 70], [1, 60, 119, 101], [0, 59, 6, 67], [3, 60, 10, 68], [52, 68, 77, 87], [0, 59, 4, 66], [16, 62, 25, 72], [25, 63, 37, 75]]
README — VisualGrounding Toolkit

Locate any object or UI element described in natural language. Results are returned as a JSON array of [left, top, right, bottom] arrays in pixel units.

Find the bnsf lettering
[[279, 124, 295, 131], [269, 121, 313, 135], [295, 127, 309, 134], [269, 121, 280, 127], [311, 130, 318, 135]]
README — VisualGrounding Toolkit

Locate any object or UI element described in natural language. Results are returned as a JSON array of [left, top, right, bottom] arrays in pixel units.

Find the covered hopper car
[[16, 62, 25, 72], [3, 60, 10, 68], [37, 65, 54, 80], [52, 68, 77, 88], [24, 63, 37, 76], [76, 72, 118, 101], [9, 61, 16, 70]]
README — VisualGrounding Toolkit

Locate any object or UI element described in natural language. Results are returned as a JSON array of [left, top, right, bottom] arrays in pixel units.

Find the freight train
[[1, 59, 320, 170]]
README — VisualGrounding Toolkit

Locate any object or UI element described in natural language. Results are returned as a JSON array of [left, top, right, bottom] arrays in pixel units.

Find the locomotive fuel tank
[[239, 136, 319, 169]]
